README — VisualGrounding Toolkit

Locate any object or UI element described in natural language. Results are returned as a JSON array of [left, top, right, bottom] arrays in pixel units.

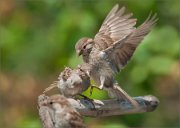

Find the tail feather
[[43, 81, 58, 93], [107, 84, 139, 107]]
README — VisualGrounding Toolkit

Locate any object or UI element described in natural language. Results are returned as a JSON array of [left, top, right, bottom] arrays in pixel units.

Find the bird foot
[[99, 84, 104, 90], [78, 94, 96, 110], [90, 85, 102, 96]]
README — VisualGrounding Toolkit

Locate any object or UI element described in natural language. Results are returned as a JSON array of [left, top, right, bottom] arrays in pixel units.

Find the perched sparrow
[[42, 95, 86, 128], [44, 66, 91, 98], [38, 94, 54, 128], [75, 4, 157, 106]]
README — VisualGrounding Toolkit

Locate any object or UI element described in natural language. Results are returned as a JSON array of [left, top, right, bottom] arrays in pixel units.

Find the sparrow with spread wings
[[75, 4, 157, 106]]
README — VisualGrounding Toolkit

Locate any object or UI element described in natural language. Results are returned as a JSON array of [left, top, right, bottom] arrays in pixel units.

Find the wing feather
[[94, 4, 137, 51], [104, 13, 158, 73]]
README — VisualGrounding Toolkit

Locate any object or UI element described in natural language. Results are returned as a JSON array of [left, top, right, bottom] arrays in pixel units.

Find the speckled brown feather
[[103, 13, 158, 72], [94, 4, 137, 50], [46, 95, 86, 128], [43, 66, 90, 98]]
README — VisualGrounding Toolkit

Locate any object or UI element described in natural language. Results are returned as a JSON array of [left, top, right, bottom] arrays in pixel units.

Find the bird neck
[[82, 54, 89, 63]]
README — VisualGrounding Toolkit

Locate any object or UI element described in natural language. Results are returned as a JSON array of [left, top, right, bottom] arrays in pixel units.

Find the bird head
[[45, 95, 70, 111], [75, 37, 94, 56]]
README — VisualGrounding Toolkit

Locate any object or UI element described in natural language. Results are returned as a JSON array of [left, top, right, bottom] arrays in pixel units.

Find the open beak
[[77, 50, 82, 56]]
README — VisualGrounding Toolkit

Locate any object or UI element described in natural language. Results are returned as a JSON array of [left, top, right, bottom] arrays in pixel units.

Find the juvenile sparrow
[[44, 66, 91, 98], [38, 94, 54, 128], [75, 4, 157, 106], [42, 95, 86, 128]]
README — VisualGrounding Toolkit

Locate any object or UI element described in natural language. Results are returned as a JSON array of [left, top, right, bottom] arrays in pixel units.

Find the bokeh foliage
[[0, 0, 179, 128]]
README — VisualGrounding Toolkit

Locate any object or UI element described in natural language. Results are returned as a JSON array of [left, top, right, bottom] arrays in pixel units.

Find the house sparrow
[[38, 94, 54, 128], [41, 94, 86, 128], [75, 4, 157, 106], [43, 66, 91, 98]]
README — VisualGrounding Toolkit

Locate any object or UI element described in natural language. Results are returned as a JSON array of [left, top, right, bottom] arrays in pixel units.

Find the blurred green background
[[0, 0, 179, 128]]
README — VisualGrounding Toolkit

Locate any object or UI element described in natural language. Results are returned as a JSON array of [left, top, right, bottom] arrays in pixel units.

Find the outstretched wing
[[94, 4, 137, 50], [103, 13, 158, 73]]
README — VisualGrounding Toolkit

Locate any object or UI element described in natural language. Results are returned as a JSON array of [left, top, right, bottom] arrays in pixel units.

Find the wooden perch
[[67, 95, 159, 117], [38, 94, 159, 121]]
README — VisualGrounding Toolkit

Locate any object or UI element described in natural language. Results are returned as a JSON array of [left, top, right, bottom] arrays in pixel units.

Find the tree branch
[[38, 94, 159, 127], [67, 95, 159, 117], [38, 94, 159, 122]]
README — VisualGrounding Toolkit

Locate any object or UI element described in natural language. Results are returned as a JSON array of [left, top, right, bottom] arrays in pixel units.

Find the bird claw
[[99, 84, 104, 90], [90, 86, 94, 96], [90, 85, 102, 96], [78, 94, 96, 110]]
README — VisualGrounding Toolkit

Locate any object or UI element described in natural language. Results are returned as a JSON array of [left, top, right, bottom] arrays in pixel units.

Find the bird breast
[[58, 73, 83, 97], [89, 51, 114, 85]]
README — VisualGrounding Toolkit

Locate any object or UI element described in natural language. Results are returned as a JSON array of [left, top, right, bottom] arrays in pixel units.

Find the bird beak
[[77, 50, 82, 56]]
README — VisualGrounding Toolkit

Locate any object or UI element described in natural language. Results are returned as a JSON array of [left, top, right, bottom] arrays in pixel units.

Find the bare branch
[[38, 94, 159, 122], [68, 95, 159, 117]]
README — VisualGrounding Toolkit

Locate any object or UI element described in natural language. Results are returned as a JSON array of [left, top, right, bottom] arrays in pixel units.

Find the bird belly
[[91, 60, 114, 88]]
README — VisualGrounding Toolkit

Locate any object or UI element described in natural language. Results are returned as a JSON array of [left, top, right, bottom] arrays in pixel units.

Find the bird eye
[[49, 101, 53, 104], [83, 45, 86, 49]]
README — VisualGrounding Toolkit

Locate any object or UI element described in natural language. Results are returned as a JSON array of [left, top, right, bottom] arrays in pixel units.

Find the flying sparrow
[[43, 66, 91, 98], [75, 4, 157, 106], [41, 94, 86, 128]]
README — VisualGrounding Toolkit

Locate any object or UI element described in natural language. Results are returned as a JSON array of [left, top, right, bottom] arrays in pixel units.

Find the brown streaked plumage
[[43, 95, 86, 128], [75, 4, 157, 107], [43, 66, 91, 98]]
